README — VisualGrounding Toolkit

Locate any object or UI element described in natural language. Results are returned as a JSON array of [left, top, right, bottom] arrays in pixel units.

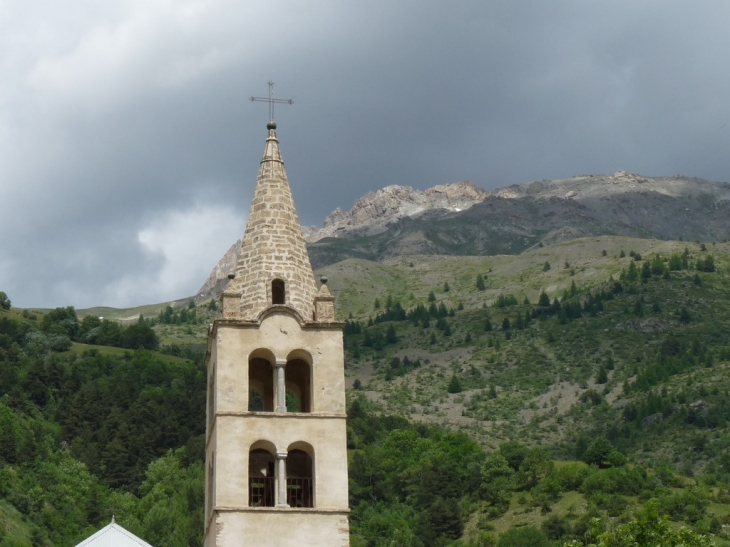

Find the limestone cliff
[[196, 240, 240, 300], [301, 181, 489, 242]]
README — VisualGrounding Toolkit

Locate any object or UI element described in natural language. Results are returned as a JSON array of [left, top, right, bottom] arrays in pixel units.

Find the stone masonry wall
[[227, 128, 318, 321]]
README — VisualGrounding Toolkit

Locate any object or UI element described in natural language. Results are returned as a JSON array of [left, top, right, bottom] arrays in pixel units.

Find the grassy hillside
[[3, 235, 730, 545], [330, 238, 730, 457]]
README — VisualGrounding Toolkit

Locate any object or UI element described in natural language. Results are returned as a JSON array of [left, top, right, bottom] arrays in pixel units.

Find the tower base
[[205, 508, 350, 547]]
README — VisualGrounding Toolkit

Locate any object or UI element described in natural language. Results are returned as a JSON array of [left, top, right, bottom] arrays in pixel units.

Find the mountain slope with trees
[[2, 235, 730, 545]]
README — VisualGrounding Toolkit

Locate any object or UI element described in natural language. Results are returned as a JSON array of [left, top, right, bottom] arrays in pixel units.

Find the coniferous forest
[[2, 237, 730, 546]]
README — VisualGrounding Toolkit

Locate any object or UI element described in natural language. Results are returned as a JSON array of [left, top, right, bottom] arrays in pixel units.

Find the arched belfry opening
[[286, 444, 314, 508], [285, 352, 312, 413], [249, 444, 276, 507], [249, 352, 275, 412], [272, 279, 285, 305]]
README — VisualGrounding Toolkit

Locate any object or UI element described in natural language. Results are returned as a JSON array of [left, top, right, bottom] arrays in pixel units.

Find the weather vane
[[250, 81, 293, 122]]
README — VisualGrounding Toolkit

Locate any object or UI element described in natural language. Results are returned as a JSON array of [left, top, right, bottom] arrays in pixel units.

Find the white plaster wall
[[215, 415, 348, 508], [216, 314, 346, 415], [215, 512, 350, 547]]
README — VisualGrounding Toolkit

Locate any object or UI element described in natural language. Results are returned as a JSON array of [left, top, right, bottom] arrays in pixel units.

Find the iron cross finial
[[250, 81, 293, 122]]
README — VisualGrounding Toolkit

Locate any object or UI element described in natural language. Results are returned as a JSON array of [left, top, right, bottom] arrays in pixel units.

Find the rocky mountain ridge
[[198, 172, 730, 298], [301, 181, 489, 242], [197, 181, 488, 297]]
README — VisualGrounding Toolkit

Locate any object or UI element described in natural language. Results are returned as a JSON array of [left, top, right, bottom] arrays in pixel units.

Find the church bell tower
[[203, 120, 350, 546]]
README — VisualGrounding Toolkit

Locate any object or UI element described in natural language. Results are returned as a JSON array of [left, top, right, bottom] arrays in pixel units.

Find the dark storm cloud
[[1, 0, 729, 308]]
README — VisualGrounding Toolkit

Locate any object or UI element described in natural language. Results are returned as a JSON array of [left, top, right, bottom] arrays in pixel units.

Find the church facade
[[203, 121, 350, 546]]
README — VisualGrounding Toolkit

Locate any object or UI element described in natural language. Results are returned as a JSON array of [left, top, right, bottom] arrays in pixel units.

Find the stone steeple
[[223, 122, 318, 321], [205, 118, 350, 547]]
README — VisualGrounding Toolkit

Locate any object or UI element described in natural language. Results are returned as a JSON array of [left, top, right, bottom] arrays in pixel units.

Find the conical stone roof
[[225, 122, 317, 321]]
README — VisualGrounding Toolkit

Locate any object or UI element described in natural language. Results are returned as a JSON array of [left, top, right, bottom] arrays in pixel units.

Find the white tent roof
[[75, 518, 154, 547]]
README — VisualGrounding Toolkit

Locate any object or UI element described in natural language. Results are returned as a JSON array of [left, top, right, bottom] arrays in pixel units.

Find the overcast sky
[[2, 1, 729, 309]]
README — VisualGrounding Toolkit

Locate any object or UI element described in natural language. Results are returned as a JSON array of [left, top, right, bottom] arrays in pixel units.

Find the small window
[[272, 279, 285, 305]]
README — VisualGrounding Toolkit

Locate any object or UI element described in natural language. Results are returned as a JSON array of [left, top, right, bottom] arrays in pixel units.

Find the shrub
[[562, 500, 715, 546], [583, 437, 614, 467], [498, 526, 549, 547], [659, 488, 709, 524], [554, 462, 590, 491], [606, 450, 627, 468], [499, 442, 529, 471], [480, 453, 514, 511], [581, 466, 646, 496]]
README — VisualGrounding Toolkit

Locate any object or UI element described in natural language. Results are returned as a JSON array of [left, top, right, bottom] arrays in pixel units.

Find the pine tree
[[626, 261, 638, 282], [447, 374, 462, 394], [514, 313, 524, 330], [476, 274, 486, 291], [641, 261, 651, 281]]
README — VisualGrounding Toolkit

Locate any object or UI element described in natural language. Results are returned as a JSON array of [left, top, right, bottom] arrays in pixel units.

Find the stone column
[[275, 359, 287, 412], [276, 452, 289, 507]]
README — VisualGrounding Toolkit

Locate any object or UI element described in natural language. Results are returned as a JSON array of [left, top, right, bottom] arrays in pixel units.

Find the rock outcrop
[[196, 240, 240, 299], [302, 181, 489, 242]]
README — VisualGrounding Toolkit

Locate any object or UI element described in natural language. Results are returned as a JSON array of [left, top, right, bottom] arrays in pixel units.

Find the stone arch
[[286, 441, 314, 508], [285, 351, 312, 413], [249, 440, 276, 507], [248, 349, 275, 412], [250, 439, 278, 453], [256, 305, 307, 325], [286, 348, 312, 364]]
